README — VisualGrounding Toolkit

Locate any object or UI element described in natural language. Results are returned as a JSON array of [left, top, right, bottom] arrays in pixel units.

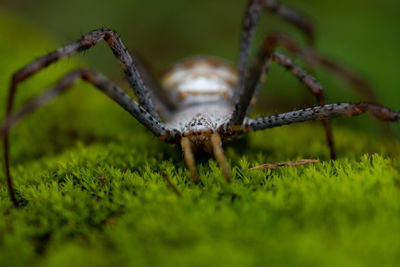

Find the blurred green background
[[1, 0, 399, 125], [0, 0, 398, 165]]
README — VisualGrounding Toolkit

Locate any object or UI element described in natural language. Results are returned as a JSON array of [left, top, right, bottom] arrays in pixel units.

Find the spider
[[1, 0, 400, 207]]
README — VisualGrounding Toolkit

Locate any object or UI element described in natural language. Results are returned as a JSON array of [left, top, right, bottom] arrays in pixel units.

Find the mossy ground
[[1, 11, 400, 267]]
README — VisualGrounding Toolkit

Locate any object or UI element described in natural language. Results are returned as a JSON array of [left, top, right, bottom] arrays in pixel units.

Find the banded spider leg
[[232, 35, 336, 157], [1, 29, 177, 207], [237, 0, 315, 92], [234, 0, 381, 159], [243, 103, 400, 131], [238, 0, 376, 100], [261, 33, 377, 101]]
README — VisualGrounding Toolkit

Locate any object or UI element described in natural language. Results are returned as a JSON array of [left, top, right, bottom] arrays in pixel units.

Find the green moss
[[1, 11, 400, 267], [1, 128, 399, 267]]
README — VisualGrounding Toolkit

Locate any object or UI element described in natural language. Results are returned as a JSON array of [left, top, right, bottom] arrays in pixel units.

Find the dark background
[[1, 0, 399, 136]]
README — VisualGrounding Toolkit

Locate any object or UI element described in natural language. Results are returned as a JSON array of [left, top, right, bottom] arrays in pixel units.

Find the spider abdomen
[[161, 56, 238, 107]]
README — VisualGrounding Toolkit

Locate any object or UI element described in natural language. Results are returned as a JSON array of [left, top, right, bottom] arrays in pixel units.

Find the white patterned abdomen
[[161, 56, 238, 107]]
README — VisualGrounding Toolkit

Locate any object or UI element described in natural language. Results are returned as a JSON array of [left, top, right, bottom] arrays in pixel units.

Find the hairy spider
[[1, 0, 400, 207]]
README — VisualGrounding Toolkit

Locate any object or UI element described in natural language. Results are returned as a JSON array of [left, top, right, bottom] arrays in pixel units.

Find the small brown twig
[[250, 159, 320, 170], [160, 171, 181, 197]]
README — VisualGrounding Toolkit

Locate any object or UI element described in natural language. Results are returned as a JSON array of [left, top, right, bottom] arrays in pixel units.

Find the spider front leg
[[1, 69, 176, 207], [7, 28, 164, 121], [231, 38, 336, 158], [243, 102, 400, 131], [2, 69, 169, 136], [237, 0, 314, 94]]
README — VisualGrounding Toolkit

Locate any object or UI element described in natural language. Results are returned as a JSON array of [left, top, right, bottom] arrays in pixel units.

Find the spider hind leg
[[237, 0, 314, 94]]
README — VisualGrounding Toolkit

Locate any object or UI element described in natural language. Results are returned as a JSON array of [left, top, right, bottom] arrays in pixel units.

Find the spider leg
[[243, 102, 400, 131], [269, 52, 335, 158], [231, 36, 336, 157], [237, 0, 314, 96], [1, 69, 174, 207], [2, 69, 168, 136], [211, 133, 231, 183], [180, 137, 198, 184], [133, 54, 173, 120], [263, 33, 377, 101], [7, 28, 162, 121]]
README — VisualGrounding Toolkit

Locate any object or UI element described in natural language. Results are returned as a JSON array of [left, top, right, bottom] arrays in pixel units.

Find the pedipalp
[[181, 137, 198, 184], [211, 133, 231, 183]]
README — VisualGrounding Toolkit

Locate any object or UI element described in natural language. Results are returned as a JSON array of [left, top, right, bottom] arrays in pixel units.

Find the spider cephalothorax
[[1, 0, 400, 207]]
